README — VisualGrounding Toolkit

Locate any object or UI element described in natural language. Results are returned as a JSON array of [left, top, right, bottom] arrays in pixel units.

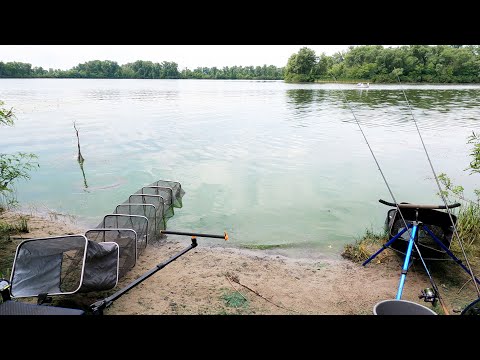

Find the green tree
[[284, 47, 318, 82], [0, 101, 39, 209]]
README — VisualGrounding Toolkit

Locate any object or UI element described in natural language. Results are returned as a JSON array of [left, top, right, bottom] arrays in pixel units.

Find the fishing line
[[332, 76, 414, 242], [396, 75, 480, 296], [332, 76, 446, 304], [413, 241, 449, 314]]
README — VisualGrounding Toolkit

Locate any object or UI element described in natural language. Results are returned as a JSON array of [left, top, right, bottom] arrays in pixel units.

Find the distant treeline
[[285, 45, 480, 83], [2, 45, 480, 82], [0, 60, 284, 80]]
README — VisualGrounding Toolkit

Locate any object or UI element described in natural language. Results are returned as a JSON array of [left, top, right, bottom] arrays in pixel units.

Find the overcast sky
[[0, 45, 357, 70]]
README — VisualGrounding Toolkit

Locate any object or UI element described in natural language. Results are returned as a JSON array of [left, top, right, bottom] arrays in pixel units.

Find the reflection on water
[[286, 89, 315, 109], [1, 79, 479, 259]]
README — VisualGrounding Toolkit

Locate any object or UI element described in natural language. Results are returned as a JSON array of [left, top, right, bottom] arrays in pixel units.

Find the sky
[[0, 45, 355, 70]]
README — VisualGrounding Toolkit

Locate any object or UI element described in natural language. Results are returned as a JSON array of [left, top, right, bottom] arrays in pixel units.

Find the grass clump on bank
[[0, 216, 29, 278], [342, 228, 389, 263], [448, 201, 480, 269]]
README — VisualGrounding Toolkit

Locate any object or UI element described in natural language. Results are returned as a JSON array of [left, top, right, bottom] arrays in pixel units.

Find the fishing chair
[[366, 200, 480, 313], [384, 201, 457, 259]]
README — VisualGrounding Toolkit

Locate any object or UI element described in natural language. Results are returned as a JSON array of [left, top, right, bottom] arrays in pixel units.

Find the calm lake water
[[1, 79, 479, 258]]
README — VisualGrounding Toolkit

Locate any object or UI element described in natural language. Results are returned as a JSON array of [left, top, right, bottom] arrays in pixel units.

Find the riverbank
[[1, 210, 477, 315]]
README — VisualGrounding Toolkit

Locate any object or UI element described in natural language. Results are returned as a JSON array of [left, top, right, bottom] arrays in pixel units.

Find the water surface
[[1, 79, 478, 258]]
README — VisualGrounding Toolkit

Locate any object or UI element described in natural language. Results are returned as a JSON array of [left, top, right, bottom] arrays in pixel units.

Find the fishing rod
[[332, 76, 453, 308], [332, 76, 415, 249], [396, 75, 480, 297]]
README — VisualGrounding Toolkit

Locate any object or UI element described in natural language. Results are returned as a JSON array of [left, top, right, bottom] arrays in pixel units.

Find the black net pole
[[161, 230, 228, 240], [90, 238, 197, 315]]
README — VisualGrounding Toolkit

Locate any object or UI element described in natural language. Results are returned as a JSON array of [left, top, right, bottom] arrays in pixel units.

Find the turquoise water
[[1, 79, 479, 258]]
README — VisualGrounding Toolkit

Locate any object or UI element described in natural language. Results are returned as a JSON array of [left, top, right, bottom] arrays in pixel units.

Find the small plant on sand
[[342, 228, 388, 263], [221, 289, 249, 308]]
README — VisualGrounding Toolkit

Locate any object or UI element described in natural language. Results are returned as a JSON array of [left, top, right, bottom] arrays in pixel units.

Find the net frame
[[147, 179, 184, 208], [97, 214, 149, 251], [127, 194, 166, 233], [115, 203, 158, 240], [78, 241, 120, 293]]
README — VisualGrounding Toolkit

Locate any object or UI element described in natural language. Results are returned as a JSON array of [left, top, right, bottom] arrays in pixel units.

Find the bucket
[[373, 299, 437, 315]]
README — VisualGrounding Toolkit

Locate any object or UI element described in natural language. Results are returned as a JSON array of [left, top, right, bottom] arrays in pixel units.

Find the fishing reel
[[419, 287, 438, 306], [0, 278, 11, 302]]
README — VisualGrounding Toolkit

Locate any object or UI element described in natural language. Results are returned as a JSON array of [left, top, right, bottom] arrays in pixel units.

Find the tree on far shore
[[284, 47, 318, 83]]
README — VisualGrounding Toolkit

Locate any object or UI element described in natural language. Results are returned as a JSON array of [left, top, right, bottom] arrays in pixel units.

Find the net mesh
[[125, 195, 166, 235], [115, 203, 158, 241], [85, 229, 137, 279], [97, 214, 149, 253], [147, 180, 184, 208]]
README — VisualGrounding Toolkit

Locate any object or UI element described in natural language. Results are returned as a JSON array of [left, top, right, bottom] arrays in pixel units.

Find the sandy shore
[[1, 210, 478, 315]]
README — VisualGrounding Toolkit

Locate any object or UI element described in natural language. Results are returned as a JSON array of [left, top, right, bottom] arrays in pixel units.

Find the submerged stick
[[73, 121, 88, 188], [73, 121, 84, 164]]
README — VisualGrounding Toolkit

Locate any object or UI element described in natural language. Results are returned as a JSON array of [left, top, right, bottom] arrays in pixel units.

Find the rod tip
[[224, 232, 229, 241]]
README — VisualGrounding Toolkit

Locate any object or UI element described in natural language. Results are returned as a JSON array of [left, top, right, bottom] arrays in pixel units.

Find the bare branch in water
[[73, 121, 88, 189]]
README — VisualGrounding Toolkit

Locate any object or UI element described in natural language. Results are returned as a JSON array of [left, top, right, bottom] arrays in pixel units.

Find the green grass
[[454, 202, 480, 247], [0, 217, 29, 235], [444, 202, 480, 271]]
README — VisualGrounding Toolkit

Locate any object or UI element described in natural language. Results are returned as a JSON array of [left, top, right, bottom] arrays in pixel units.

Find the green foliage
[[291, 45, 480, 83], [438, 131, 480, 204], [466, 131, 480, 174], [0, 102, 39, 208], [0, 60, 283, 80], [3, 45, 480, 83], [455, 203, 480, 247], [0, 100, 15, 126], [0, 153, 39, 206], [437, 173, 465, 202], [0, 217, 29, 234], [284, 47, 318, 83], [438, 132, 480, 254]]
